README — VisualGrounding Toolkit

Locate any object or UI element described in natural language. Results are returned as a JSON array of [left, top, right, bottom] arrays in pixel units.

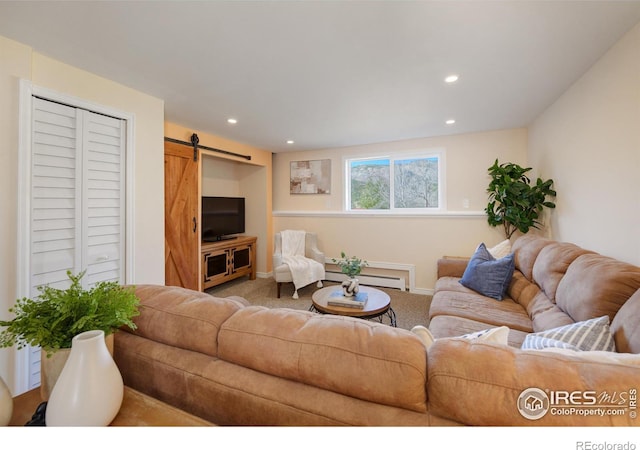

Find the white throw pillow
[[521, 315, 616, 352], [411, 326, 435, 348], [411, 325, 509, 349], [487, 239, 512, 259], [459, 326, 510, 345]]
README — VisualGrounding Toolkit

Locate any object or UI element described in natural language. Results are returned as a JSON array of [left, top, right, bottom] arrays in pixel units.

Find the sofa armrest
[[436, 256, 469, 279], [427, 339, 640, 426]]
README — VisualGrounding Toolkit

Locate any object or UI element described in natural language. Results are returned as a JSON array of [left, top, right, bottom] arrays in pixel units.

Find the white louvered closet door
[[31, 99, 81, 291], [28, 97, 125, 389], [81, 108, 126, 286]]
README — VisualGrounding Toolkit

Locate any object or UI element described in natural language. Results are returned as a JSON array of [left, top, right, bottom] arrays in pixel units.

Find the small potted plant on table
[[332, 252, 369, 297], [0, 270, 140, 399]]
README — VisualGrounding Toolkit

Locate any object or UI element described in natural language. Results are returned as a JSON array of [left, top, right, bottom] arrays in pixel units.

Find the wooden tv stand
[[201, 235, 257, 290]]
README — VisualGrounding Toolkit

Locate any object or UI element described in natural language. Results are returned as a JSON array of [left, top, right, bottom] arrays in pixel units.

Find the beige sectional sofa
[[114, 235, 640, 426], [114, 285, 442, 426], [430, 234, 640, 348], [427, 234, 640, 425]]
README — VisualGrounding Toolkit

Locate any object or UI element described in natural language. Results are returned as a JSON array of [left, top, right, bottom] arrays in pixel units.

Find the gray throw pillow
[[521, 315, 616, 352], [459, 243, 515, 300]]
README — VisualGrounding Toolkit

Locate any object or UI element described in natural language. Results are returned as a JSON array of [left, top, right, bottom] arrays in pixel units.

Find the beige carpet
[[205, 277, 431, 331]]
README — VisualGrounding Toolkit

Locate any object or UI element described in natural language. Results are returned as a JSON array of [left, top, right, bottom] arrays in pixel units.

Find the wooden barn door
[[164, 141, 199, 290]]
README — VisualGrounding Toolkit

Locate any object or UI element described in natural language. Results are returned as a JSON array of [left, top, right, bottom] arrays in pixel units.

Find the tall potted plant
[[485, 159, 556, 239], [0, 270, 140, 398]]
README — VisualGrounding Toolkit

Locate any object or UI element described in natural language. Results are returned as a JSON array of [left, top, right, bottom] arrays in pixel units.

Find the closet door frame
[[14, 80, 136, 395]]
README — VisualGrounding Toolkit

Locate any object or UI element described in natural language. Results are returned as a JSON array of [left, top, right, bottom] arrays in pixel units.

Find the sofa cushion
[[511, 234, 554, 281], [521, 315, 615, 352], [459, 243, 515, 300], [507, 269, 575, 333], [430, 290, 533, 332], [555, 253, 640, 323], [217, 306, 428, 413], [611, 289, 640, 354], [531, 242, 593, 303], [127, 285, 247, 358]]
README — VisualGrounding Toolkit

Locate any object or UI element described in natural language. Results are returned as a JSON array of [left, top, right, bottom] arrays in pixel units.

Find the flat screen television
[[201, 196, 245, 242]]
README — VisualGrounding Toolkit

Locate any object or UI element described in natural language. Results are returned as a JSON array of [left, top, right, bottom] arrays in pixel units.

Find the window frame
[[344, 148, 446, 214]]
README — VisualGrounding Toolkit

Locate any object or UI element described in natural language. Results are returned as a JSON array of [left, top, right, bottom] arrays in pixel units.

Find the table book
[[327, 291, 368, 309]]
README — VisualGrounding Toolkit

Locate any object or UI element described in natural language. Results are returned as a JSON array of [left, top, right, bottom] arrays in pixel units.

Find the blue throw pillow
[[459, 243, 515, 300]]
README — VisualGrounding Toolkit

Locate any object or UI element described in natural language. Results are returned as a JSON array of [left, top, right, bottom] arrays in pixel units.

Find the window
[[346, 151, 444, 212]]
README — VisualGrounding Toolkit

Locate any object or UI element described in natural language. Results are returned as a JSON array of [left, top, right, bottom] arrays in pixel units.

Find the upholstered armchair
[[273, 231, 325, 298]]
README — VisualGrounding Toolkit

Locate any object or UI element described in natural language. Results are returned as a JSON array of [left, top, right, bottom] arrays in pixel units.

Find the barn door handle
[[193, 217, 197, 233]]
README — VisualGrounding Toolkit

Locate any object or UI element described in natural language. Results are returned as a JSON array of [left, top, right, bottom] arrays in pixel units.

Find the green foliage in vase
[[0, 270, 140, 356], [332, 252, 369, 279], [485, 159, 556, 239]]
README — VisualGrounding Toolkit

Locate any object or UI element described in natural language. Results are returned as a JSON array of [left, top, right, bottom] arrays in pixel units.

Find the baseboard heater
[[324, 258, 415, 292]]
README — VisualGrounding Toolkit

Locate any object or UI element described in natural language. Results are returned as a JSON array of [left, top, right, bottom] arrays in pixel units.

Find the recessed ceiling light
[[286, 140, 295, 145], [444, 74, 459, 83], [446, 119, 456, 125], [227, 118, 238, 124]]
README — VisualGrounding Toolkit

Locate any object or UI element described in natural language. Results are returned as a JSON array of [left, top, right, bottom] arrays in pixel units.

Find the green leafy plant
[[485, 159, 556, 239], [0, 270, 140, 356], [332, 252, 369, 279]]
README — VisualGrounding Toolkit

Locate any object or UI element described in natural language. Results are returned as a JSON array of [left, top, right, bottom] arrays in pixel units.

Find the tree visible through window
[[350, 159, 390, 209], [394, 157, 439, 208], [348, 152, 442, 211]]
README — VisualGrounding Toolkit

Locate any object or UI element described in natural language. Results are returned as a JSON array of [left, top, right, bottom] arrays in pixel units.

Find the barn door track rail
[[164, 133, 252, 162]]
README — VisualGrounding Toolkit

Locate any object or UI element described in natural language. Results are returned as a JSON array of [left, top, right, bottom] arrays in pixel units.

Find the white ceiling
[[1, 1, 640, 152]]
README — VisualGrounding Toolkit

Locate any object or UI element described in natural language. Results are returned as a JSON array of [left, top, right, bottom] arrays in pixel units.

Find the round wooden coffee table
[[310, 285, 397, 327]]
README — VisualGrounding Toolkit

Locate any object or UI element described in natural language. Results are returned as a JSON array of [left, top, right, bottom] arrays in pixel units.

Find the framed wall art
[[290, 159, 331, 194]]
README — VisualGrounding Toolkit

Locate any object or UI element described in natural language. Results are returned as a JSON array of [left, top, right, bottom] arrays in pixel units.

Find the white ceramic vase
[[341, 278, 360, 297], [0, 375, 12, 426], [45, 330, 123, 426]]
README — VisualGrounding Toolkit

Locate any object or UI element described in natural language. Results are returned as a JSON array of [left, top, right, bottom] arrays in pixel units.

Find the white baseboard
[[324, 270, 406, 291], [256, 270, 433, 295]]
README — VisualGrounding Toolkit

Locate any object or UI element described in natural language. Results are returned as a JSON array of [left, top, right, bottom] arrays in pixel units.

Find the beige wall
[[273, 128, 527, 292], [31, 53, 166, 284], [0, 36, 32, 392], [164, 123, 273, 274], [529, 22, 640, 266], [0, 36, 165, 391]]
